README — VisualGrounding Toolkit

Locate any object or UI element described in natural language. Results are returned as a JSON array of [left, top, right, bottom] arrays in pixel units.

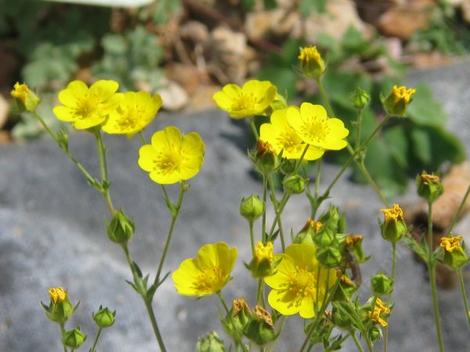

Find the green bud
[[283, 175, 305, 194], [244, 306, 278, 346], [270, 93, 287, 111], [368, 326, 382, 342], [320, 205, 346, 234], [222, 298, 252, 341], [10, 82, 40, 112], [416, 172, 444, 203], [93, 306, 116, 328], [317, 246, 342, 268], [351, 87, 370, 110], [298, 46, 326, 79], [63, 327, 87, 349], [240, 195, 265, 222], [280, 159, 296, 174], [371, 273, 394, 296], [196, 331, 225, 352], [254, 140, 280, 174], [107, 210, 135, 243], [439, 236, 469, 269], [345, 234, 367, 263]]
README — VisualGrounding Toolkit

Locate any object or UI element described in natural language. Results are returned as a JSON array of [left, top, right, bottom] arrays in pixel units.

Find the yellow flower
[[380, 203, 407, 242], [260, 108, 325, 160], [11, 82, 40, 112], [48, 287, 67, 304], [440, 235, 463, 253], [264, 243, 336, 319], [213, 80, 277, 119], [102, 91, 162, 136], [53, 80, 119, 130], [369, 298, 391, 328], [383, 85, 416, 116], [298, 46, 325, 78], [286, 103, 349, 151], [138, 126, 205, 184], [172, 242, 237, 296]]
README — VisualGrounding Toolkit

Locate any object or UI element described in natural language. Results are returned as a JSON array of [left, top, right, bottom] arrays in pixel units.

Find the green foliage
[[299, 0, 328, 15], [92, 26, 164, 91], [138, 0, 181, 24]]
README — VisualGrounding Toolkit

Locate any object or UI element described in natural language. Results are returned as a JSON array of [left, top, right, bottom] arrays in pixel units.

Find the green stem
[[217, 292, 230, 314], [95, 131, 116, 215], [314, 159, 322, 197], [267, 176, 285, 250], [261, 176, 268, 241], [457, 270, 470, 327], [89, 327, 103, 352], [139, 131, 147, 144], [250, 120, 259, 140], [59, 323, 67, 352], [256, 278, 265, 306], [355, 108, 364, 150], [446, 183, 470, 234], [352, 333, 366, 352], [249, 220, 255, 255], [426, 201, 445, 352], [267, 193, 290, 238], [391, 243, 397, 284], [154, 183, 186, 288], [144, 299, 167, 352]]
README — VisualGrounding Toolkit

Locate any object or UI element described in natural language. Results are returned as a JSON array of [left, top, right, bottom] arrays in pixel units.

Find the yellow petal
[[58, 80, 88, 106], [299, 296, 315, 319], [152, 126, 182, 150], [267, 288, 299, 316], [53, 106, 75, 122], [138, 145, 157, 172], [300, 103, 327, 121], [89, 80, 119, 100]]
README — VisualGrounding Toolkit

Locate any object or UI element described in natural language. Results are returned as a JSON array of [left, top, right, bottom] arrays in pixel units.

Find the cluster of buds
[[222, 298, 278, 347]]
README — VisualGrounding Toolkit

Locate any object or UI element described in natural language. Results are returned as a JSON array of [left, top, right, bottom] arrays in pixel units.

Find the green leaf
[[322, 71, 372, 109], [299, 0, 327, 16], [383, 125, 409, 169], [406, 84, 447, 127]]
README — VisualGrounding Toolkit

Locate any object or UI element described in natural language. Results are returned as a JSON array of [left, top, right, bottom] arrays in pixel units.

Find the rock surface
[[1, 61, 470, 352]]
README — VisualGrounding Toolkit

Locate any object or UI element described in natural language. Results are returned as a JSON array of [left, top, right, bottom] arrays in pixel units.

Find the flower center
[[300, 118, 330, 145], [154, 151, 182, 175], [232, 92, 257, 112], [75, 97, 98, 119], [277, 130, 302, 152], [194, 266, 225, 292], [286, 267, 316, 300]]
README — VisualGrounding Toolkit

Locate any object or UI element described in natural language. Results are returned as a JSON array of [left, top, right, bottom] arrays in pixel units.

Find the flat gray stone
[[1, 61, 470, 352]]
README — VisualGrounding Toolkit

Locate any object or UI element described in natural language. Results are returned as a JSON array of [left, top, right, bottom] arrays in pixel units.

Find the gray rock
[[1, 61, 470, 352]]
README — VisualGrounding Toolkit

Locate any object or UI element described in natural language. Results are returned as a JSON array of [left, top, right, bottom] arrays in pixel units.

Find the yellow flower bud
[[416, 171, 444, 203], [11, 82, 40, 112], [48, 287, 67, 304], [298, 46, 326, 78], [368, 298, 391, 328], [383, 85, 416, 117], [380, 204, 407, 243]]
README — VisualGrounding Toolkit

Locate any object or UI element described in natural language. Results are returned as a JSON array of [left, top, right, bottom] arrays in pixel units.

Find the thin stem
[[154, 183, 186, 287], [217, 292, 230, 314], [391, 243, 397, 283], [261, 176, 268, 241], [89, 327, 103, 352], [144, 299, 167, 352], [355, 108, 364, 150], [426, 201, 445, 352], [256, 278, 265, 306], [446, 183, 470, 234], [267, 176, 285, 250], [352, 333, 366, 352], [249, 220, 255, 255], [95, 131, 116, 215], [457, 270, 470, 327], [59, 323, 67, 352], [139, 131, 147, 144], [268, 193, 290, 238], [250, 120, 259, 140], [314, 159, 322, 197]]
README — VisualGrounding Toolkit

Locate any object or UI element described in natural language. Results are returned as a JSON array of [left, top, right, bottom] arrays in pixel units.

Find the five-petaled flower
[[264, 243, 336, 319], [53, 80, 119, 130], [260, 108, 324, 160], [213, 80, 277, 119], [138, 126, 205, 184], [287, 103, 349, 151], [172, 242, 237, 296], [102, 91, 162, 136]]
